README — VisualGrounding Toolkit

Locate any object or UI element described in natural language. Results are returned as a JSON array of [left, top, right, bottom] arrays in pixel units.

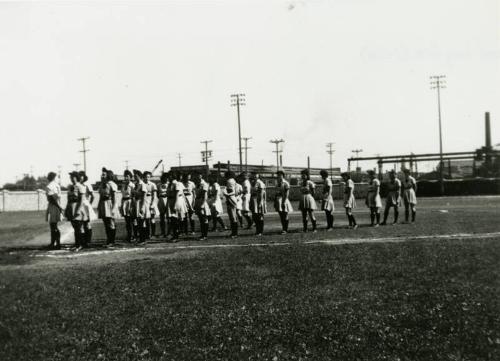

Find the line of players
[[43, 167, 417, 250]]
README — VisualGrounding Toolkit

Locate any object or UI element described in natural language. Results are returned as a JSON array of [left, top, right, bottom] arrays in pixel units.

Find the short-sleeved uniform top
[[343, 179, 356, 209], [386, 179, 402, 207], [402, 176, 417, 205], [46, 181, 62, 223], [98, 181, 118, 219], [274, 179, 293, 213], [299, 180, 317, 211], [250, 179, 267, 214], [194, 180, 211, 216], [321, 178, 335, 212], [366, 178, 382, 208]]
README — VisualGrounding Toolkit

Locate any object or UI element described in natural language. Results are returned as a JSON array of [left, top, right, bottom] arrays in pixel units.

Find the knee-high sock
[[376, 212, 381, 224], [394, 209, 399, 223], [190, 218, 195, 232], [411, 209, 416, 222], [405, 208, 409, 222], [217, 217, 226, 230], [370, 211, 375, 225], [244, 214, 253, 228], [350, 214, 357, 226]]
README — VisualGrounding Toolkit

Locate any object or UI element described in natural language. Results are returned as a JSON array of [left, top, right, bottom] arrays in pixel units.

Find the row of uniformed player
[[44, 167, 417, 249]]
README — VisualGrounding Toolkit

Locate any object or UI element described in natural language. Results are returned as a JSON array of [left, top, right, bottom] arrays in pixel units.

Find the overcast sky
[[0, 0, 499, 185]]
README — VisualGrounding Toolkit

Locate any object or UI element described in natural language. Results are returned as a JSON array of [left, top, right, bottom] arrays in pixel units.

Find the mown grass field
[[0, 197, 499, 360]]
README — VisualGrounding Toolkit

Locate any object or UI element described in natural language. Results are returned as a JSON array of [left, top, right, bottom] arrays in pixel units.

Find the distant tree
[[2, 175, 50, 191]]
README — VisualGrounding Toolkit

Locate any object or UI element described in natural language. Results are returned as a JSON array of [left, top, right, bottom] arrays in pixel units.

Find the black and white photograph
[[0, 1, 499, 360]]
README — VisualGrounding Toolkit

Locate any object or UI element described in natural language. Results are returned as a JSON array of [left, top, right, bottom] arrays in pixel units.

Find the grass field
[[0, 197, 499, 360]]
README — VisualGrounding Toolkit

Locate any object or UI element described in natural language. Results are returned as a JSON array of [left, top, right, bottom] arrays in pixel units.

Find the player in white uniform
[[274, 171, 293, 234], [365, 170, 382, 227], [167, 171, 188, 242], [298, 169, 317, 232], [65, 172, 87, 250], [120, 170, 135, 242], [193, 173, 211, 240], [320, 170, 335, 230], [249, 173, 267, 236], [143, 171, 158, 239], [157, 172, 170, 238], [223, 171, 239, 238], [208, 174, 226, 232], [79, 171, 96, 246], [97, 168, 118, 246], [45, 172, 63, 249], [341, 172, 357, 229], [402, 169, 417, 223], [132, 170, 148, 243], [182, 173, 196, 235], [240, 172, 253, 229], [381, 170, 401, 225]]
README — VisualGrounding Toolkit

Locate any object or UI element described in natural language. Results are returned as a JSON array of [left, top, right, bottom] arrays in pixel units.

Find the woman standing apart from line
[[208, 174, 226, 232], [341, 172, 357, 229], [381, 170, 401, 225], [366, 170, 382, 227], [274, 171, 293, 234], [79, 171, 96, 246], [45, 172, 63, 249], [120, 170, 135, 242], [240, 172, 253, 229], [298, 169, 317, 232], [402, 168, 417, 223], [65, 171, 86, 250], [132, 170, 148, 243], [157, 172, 170, 238], [143, 171, 158, 239], [97, 167, 118, 246], [249, 173, 267, 236], [320, 170, 335, 231], [223, 171, 240, 238], [193, 172, 211, 240]]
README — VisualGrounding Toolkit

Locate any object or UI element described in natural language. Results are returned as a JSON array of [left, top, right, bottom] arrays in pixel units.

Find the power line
[[200, 140, 213, 177], [326, 142, 335, 178], [270, 139, 285, 173], [242, 136, 252, 172], [177, 153, 182, 167], [77, 137, 90, 173], [351, 149, 363, 169], [430, 74, 446, 195], [230, 93, 246, 172], [124, 160, 129, 170]]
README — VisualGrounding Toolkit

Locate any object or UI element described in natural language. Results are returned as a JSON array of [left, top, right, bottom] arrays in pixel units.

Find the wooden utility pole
[[230, 93, 246, 172], [200, 140, 213, 177], [270, 139, 285, 173], [326, 142, 335, 178], [77, 137, 90, 173], [430, 75, 446, 195], [242, 137, 252, 172]]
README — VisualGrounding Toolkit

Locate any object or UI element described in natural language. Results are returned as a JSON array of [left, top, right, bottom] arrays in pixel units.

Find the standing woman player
[[157, 172, 170, 238], [223, 171, 239, 238], [65, 171, 86, 250], [341, 172, 358, 229], [132, 170, 148, 243], [381, 170, 401, 225], [120, 170, 135, 242], [320, 170, 335, 230], [45, 172, 63, 249], [274, 171, 293, 234], [167, 171, 188, 241], [366, 170, 382, 227], [79, 171, 96, 245], [193, 172, 211, 240], [97, 168, 118, 246], [143, 171, 158, 239], [298, 169, 317, 232], [249, 173, 267, 236], [402, 168, 417, 223], [182, 173, 196, 235], [240, 172, 253, 229], [208, 174, 226, 232], [235, 175, 244, 227]]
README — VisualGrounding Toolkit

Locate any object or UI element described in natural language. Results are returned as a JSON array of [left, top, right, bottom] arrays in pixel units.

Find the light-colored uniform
[[321, 178, 335, 212], [97, 181, 118, 218], [183, 180, 196, 211], [45, 181, 62, 223], [225, 178, 239, 223], [366, 178, 382, 208], [343, 179, 356, 209], [133, 180, 148, 219], [194, 180, 211, 216], [299, 180, 317, 211], [241, 179, 251, 212], [157, 182, 169, 216], [235, 182, 243, 211], [386, 179, 402, 207], [208, 182, 224, 215], [144, 181, 159, 219], [82, 181, 97, 221], [274, 179, 293, 213], [65, 183, 87, 221], [402, 176, 417, 205], [250, 179, 267, 215], [120, 181, 135, 217], [167, 180, 188, 219]]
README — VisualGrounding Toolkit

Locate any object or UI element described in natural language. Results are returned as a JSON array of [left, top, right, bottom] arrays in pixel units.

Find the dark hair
[[133, 169, 143, 178], [69, 171, 79, 180], [124, 170, 133, 178], [143, 171, 152, 177], [78, 171, 88, 182], [320, 170, 328, 178], [225, 170, 236, 179], [47, 172, 57, 182], [340, 172, 350, 179], [160, 172, 168, 182], [301, 169, 310, 179], [276, 170, 285, 177], [106, 169, 115, 181]]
